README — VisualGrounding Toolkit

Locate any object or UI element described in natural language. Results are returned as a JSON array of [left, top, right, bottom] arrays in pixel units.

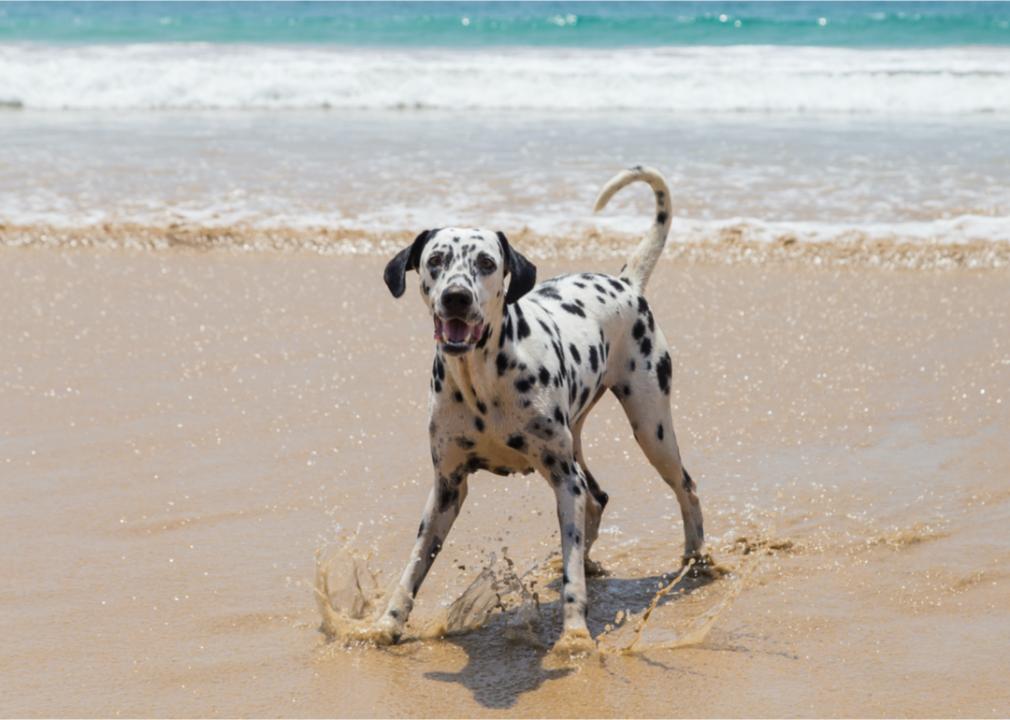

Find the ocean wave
[[2, 44, 1010, 113]]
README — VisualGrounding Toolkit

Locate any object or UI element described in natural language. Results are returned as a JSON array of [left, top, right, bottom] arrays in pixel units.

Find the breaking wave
[[3, 44, 1010, 114]]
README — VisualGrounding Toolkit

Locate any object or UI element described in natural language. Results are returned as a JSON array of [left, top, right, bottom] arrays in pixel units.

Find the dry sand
[[1, 243, 1008, 717]]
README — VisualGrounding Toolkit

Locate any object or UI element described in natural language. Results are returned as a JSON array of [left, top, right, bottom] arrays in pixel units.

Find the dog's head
[[383, 228, 536, 356]]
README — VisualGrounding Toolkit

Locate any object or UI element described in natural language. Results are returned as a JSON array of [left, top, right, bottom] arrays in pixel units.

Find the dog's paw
[[365, 616, 402, 646], [682, 552, 728, 579], [551, 628, 596, 657]]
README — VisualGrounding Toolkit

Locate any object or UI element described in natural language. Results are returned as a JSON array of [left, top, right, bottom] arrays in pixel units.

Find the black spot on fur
[[639, 336, 652, 356], [657, 211, 668, 224], [588, 346, 599, 372], [632, 319, 646, 340], [560, 303, 585, 317], [506, 434, 525, 450], [537, 285, 562, 300], [456, 436, 475, 449], [569, 344, 581, 364], [474, 416, 485, 432], [657, 423, 664, 441], [553, 406, 565, 424], [466, 454, 488, 472], [656, 352, 672, 395], [452, 391, 463, 403], [476, 399, 487, 415], [515, 311, 531, 341], [515, 377, 533, 393], [584, 469, 609, 508], [438, 485, 458, 512], [496, 352, 509, 376], [538, 366, 550, 385]]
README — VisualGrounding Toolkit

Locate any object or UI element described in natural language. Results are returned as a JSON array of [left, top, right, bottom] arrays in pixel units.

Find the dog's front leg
[[373, 469, 468, 644], [544, 458, 595, 652]]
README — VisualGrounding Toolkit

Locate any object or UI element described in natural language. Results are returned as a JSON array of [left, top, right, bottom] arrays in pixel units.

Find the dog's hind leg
[[374, 461, 470, 644], [572, 422, 609, 575], [613, 352, 705, 561]]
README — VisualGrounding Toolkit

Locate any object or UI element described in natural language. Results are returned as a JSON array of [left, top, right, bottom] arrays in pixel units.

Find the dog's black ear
[[497, 231, 537, 304], [383, 229, 433, 298]]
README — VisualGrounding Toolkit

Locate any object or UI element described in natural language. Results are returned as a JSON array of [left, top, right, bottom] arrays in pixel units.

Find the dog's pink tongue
[[445, 319, 470, 343]]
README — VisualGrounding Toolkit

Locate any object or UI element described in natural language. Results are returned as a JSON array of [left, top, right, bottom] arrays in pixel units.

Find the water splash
[[315, 538, 749, 654], [598, 561, 749, 655], [315, 545, 550, 647], [314, 546, 387, 643]]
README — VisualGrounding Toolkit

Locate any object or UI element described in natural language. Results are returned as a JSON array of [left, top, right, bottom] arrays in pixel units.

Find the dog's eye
[[477, 255, 497, 274], [427, 253, 444, 269]]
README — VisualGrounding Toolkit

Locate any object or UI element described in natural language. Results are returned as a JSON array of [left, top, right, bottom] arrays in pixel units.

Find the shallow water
[[3, 110, 1009, 248], [1, 249, 1007, 716]]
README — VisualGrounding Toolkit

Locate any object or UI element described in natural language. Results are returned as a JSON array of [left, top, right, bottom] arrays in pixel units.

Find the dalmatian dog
[[376, 166, 706, 651]]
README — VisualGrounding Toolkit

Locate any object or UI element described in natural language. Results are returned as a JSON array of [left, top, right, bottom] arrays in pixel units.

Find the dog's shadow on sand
[[423, 569, 716, 709]]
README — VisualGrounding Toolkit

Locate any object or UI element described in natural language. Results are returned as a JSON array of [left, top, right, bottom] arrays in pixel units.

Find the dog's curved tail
[[593, 165, 672, 291]]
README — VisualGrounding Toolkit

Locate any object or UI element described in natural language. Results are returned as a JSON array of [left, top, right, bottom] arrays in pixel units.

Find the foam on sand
[[5, 221, 1010, 270]]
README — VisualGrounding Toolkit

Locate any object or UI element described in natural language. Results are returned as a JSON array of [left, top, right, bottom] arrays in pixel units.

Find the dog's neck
[[440, 301, 510, 412]]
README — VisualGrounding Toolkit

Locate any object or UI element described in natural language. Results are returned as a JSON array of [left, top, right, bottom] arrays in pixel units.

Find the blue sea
[[3, 2, 1010, 47], [1, 2, 1009, 249]]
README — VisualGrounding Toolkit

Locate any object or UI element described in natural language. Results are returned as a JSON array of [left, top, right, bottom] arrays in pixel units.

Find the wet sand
[[1, 245, 1008, 717]]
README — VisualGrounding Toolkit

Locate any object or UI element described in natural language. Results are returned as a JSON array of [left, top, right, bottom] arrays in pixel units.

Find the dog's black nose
[[440, 284, 474, 315], [441, 286, 473, 316]]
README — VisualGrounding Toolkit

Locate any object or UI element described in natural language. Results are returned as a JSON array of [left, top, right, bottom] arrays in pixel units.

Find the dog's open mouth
[[434, 316, 484, 355]]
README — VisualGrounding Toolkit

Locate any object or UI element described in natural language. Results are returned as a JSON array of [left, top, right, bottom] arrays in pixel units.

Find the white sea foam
[[3, 192, 1007, 250], [2, 43, 1010, 114]]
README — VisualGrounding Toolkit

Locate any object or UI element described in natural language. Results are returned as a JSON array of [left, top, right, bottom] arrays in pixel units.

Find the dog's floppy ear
[[497, 231, 537, 304], [383, 229, 433, 298]]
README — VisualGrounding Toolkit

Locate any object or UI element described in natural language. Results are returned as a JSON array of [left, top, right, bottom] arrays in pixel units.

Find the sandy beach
[[2, 242, 1007, 717]]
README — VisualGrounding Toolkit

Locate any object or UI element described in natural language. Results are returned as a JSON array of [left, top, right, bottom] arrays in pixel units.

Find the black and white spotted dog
[[376, 167, 706, 650]]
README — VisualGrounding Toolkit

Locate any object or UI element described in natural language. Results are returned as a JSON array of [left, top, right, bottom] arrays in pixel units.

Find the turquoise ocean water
[[2, 2, 1009, 47]]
